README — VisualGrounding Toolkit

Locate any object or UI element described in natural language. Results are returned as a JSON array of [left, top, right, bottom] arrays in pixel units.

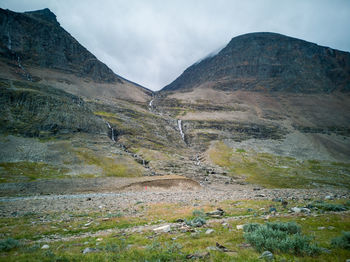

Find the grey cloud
[[1, 0, 350, 90]]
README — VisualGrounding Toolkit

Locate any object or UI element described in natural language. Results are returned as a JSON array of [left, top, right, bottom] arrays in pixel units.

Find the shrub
[[185, 209, 207, 227], [331, 232, 350, 250], [243, 222, 320, 256], [185, 216, 206, 227], [243, 223, 261, 233], [0, 238, 21, 252], [266, 221, 301, 234], [307, 201, 348, 212]]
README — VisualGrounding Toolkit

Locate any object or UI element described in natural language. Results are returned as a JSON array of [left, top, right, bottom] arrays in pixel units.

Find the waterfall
[[195, 155, 201, 166], [17, 56, 32, 81], [148, 98, 154, 111], [106, 122, 115, 142], [177, 119, 185, 141], [7, 31, 11, 50]]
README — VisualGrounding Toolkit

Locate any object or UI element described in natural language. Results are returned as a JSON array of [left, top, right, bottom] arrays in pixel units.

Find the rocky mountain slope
[[158, 33, 350, 165], [163, 32, 350, 93], [0, 8, 349, 190], [0, 8, 151, 102]]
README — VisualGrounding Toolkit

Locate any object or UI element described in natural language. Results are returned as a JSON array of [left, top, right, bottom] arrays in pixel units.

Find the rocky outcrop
[[0, 78, 105, 137], [163, 32, 350, 93], [0, 8, 121, 83]]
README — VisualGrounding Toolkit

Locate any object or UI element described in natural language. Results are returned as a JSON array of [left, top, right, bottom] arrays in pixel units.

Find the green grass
[[331, 232, 350, 250], [75, 149, 143, 177], [0, 200, 350, 261], [208, 141, 350, 189], [0, 161, 69, 183]]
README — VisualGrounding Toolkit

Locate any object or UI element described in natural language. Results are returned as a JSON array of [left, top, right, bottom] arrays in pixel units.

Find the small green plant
[[192, 209, 205, 217], [107, 211, 124, 218], [0, 238, 21, 252], [307, 201, 348, 212], [185, 209, 207, 227], [236, 148, 246, 153], [331, 231, 350, 250], [243, 222, 320, 256], [266, 221, 301, 234]]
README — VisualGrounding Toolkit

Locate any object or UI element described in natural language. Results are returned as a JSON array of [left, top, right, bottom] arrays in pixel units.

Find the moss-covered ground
[[1, 199, 349, 261], [208, 141, 350, 189]]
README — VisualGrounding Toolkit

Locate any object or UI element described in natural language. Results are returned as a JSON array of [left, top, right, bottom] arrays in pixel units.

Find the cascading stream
[[177, 119, 185, 141], [106, 122, 115, 142], [148, 98, 154, 111]]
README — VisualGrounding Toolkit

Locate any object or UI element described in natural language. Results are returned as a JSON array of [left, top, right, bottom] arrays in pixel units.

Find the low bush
[[185, 209, 207, 227], [331, 232, 350, 250], [307, 201, 348, 212], [243, 222, 320, 256], [0, 238, 21, 252]]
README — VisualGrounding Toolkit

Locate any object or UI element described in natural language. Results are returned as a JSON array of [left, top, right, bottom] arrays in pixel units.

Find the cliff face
[[163, 32, 350, 93], [0, 8, 120, 83]]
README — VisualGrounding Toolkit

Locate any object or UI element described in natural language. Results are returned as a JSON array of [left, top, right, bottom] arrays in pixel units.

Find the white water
[[149, 99, 154, 107], [106, 122, 115, 142], [195, 155, 201, 166], [177, 119, 185, 141]]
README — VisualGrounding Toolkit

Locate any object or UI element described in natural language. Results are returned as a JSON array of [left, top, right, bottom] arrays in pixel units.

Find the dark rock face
[[0, 8, 121, 83], [0, 78, 105, 137], [163, 32, 350, 93]]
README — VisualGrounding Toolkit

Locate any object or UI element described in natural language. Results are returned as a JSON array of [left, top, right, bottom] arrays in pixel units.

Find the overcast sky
[[1, 0, 350, 90]]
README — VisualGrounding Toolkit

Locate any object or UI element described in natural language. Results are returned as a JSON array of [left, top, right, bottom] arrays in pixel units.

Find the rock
[[255, 194, 266, 198], [205, 229, 215, 234], [153, 225, 171, 233], [325, 195, 334, 200], [175, 218, 184, 223], [253, 188, 261, 191], [301, 208, 311, 213], [318, 227, 326, 230], [206, 208, 225, 217], [216, 242, 229, 252], [291, 207, 301, 213], [82, 247, 100, 254], [236, 225, 244, 230], [259, 250, 274, 261], [186, 252, 210, 259], [222, 222, 230, 228], [41, 244, 50, 249]]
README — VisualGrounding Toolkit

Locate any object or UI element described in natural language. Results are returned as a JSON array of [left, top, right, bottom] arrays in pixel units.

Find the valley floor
[[1, 177, 350, 261]]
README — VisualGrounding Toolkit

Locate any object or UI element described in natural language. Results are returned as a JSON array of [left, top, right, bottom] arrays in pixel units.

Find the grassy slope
[[208, 141, 350, 189]]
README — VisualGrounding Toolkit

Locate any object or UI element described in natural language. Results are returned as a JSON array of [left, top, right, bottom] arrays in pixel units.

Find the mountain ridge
[[162, 32, 350, 93]]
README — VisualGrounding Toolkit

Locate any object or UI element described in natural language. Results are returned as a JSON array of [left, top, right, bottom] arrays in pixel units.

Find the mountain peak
[[162, 32, 350, 93], [24, 8, 59, 25]]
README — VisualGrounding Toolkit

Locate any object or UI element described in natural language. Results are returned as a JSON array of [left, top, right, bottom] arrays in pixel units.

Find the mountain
[[0, 8, 152, 102], [0, 7, 349, 193], [158, 33, 350, 164], [163, 32, 350, 93]]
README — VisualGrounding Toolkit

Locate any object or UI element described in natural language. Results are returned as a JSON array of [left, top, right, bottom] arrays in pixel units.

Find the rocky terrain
[[163, 32, 350, 93], [0, 8, 349, 262]]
